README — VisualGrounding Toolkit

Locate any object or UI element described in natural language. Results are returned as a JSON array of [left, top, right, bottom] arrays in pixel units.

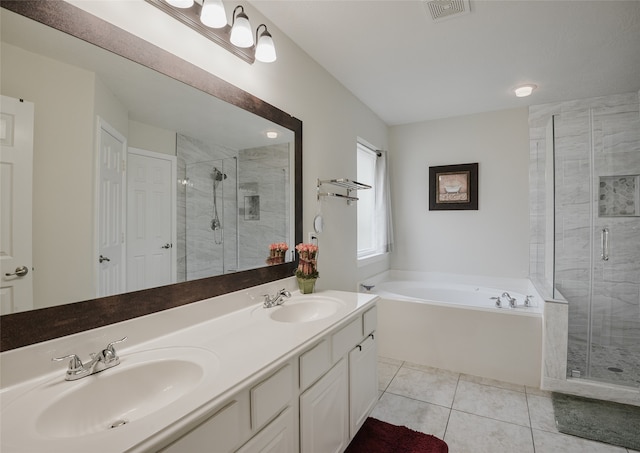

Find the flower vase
[[297, 277, 317, 294]]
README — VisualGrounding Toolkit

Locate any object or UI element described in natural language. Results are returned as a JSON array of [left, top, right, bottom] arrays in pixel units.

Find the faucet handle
[[104, 336, 127, 360], [52, 354, 84, 372]]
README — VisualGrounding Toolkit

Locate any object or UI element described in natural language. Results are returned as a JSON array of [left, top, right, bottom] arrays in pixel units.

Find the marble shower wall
[[529, 92, 640, 385], [237, 144, 291, 270], [177, 135, 291, 281], [177, 134, 237, 281]]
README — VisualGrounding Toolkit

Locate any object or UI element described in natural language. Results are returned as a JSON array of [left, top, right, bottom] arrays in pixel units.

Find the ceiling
[[252, 0, 640, 125]]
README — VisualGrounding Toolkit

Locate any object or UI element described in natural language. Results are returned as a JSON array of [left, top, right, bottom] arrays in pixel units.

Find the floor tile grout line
[[382, 389, 458, 412], [442, 372, 462, 442], [525, 387, 537, 453]]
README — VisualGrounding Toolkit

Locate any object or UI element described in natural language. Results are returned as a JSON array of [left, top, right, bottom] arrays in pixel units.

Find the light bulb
[[255, 26, 276, 63], [230, 7, 254, 48], [514, 84, 537, 97], [200, 0, 227, 28], [166, 0, 194, 8]]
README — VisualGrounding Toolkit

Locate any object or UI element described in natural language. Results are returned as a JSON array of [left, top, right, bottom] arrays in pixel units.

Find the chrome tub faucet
[[502, 292, 517, 308], [52, 337, 127, 381]]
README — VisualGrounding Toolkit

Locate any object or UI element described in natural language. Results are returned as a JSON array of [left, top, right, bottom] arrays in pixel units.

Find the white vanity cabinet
[[159, 301, 378, 453], [159, 363, 295, 453], [299, 304, 378, 453]]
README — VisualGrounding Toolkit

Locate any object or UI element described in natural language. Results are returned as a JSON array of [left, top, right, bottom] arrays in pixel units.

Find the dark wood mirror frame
[[0, 0, 302, 352]]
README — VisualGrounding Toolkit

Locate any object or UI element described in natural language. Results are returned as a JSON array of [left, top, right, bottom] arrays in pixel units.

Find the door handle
[[99, 255, 111, 263], [161, 243, 172, 249], [601, 228, 609, 261], [5, 265, 29, 277]]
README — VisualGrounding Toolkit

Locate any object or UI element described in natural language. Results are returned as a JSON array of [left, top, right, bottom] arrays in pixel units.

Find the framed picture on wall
[[429, 162, 478, 211]]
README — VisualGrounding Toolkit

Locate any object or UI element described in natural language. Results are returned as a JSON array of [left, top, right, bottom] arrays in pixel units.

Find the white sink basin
[[1, 347, 220, 446], [269, 296, 345, 323]]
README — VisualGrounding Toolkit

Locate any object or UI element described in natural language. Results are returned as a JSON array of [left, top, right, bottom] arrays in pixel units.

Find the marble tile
[[460, 373, 525, 393], [527, 394, 557, 432], [378, 360, 401, 392], [444, 410, 534, 453], [532, 429, 628, 453], [370, 393, 450, 439], [452, 379, 531, 427], [386, 365, 459, 408]]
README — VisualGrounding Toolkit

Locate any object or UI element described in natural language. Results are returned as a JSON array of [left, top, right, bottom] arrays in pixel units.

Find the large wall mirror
[[0, 1, 302, 351]]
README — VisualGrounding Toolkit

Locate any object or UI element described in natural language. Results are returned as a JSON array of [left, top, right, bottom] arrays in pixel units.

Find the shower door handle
[[601, 228, 609, 261]]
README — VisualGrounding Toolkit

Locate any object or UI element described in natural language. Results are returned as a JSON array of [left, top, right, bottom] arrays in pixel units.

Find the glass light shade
[[514, 84, 536, 97], [166, 0, 194, 8], [200, 0, 227, 28], [255, 30, 276, 63], [230, 12, 254, 47]]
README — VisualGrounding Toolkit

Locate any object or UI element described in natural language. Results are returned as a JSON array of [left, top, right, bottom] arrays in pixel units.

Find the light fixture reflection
[[200, 0, 227, 28], [166, 0, 194, 8], [230, 5, 254, 48], [255, 24, 277, 63], [266, 131, 279, 139]]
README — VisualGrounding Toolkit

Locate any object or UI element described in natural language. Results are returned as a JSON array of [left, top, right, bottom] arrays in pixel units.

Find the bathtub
[[363, 271, 543, 387]]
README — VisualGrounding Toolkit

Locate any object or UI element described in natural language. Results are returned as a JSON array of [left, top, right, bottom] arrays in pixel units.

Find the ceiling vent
[[423, 0, 471, 22]]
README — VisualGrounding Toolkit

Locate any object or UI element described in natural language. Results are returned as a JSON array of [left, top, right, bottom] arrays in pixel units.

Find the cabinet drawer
[[332, 317, 362, 362], [236, 407, 295, 453], [300, 339, 331, 391], [160, 400, 240, 453], [363, 305, 377, 335], [251, 364, 293, 431]]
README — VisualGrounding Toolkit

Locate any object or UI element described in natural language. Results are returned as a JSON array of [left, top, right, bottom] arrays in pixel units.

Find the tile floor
[[372, 357, 640, 453]]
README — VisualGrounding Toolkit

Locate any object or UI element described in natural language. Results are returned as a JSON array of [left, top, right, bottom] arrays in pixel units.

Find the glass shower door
[[588, 106, 640, 387], [555, 103, 640, 388]]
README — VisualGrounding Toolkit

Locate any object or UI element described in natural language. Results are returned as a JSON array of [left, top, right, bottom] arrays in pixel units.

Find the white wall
[[388, 108, 530, 278], [68, 0, 389, 291], [1, 42, 97, 308]]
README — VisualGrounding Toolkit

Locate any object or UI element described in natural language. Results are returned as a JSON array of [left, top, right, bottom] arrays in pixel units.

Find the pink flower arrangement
[[269, 242, 289, 253], [266, 242, 289, 265], [295, 243, 318, 279]]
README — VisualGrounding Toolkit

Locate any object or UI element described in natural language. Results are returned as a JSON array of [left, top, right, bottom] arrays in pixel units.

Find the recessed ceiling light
[[266, 131, 278, 139], [515, 84, 537, 97]]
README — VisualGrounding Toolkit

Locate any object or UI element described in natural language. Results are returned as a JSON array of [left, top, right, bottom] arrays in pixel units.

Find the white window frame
[[357, 142, 387, 261]]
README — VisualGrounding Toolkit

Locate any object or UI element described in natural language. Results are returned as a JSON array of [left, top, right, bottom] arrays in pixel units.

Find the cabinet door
[[349, 334, 378, 438], [236, 407, 295, 453], [300, 359, 348, 453], [159, 400, 241, 453]]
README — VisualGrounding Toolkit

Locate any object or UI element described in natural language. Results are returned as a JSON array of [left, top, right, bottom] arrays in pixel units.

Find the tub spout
[[502, 292, 517, 308]]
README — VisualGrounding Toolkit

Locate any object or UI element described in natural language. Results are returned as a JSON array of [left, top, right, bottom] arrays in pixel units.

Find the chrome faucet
[[263, 288, 291, 308], [52, 337, 127, 381], [502, 292, 517, 308]]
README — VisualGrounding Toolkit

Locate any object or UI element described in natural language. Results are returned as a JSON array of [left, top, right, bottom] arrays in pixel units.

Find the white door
[[126, 148, 176, 292], [0, 96, 34, 314], [96, 118, 126, 298]]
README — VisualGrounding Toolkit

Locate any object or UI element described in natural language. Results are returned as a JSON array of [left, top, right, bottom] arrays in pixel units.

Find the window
[[357, 142, 393, 260]]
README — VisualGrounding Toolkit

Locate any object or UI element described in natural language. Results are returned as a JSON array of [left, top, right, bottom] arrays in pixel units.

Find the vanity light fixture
[[255, 24, 277, 63], [230, 6, 254, 48], [514, 84, 537, 97], [200, 0, 227, 28], [146, 0, 277, 64]]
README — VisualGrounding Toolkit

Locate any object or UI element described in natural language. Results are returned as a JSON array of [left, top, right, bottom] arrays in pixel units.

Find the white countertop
[[0, 288, 377, 452]]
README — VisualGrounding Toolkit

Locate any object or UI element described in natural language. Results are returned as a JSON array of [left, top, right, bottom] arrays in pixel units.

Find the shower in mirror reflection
[[211, 167, 227, 245]]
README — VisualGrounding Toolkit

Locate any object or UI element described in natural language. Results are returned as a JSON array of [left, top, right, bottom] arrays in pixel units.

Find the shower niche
[[177, 134, 292, 281]]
